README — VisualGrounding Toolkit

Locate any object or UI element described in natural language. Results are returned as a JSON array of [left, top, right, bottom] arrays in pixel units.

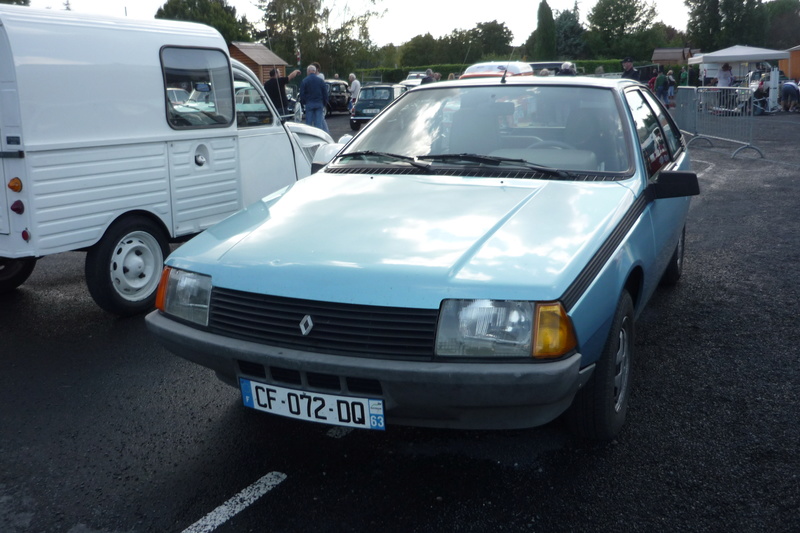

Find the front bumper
[[146, 311, 593, 430]]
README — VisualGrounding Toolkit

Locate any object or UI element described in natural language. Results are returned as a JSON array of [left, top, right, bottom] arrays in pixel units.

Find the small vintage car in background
[[147, 76, 699, 440], [324, 79, 350, 116], [349, 83, 407, 130]]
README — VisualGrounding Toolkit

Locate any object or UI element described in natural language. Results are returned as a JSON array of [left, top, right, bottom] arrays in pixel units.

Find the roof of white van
[[0, 4, 222, 39]]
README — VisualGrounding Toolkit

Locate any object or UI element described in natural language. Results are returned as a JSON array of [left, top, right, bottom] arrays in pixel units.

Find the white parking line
[[182, 472, 287, 533]]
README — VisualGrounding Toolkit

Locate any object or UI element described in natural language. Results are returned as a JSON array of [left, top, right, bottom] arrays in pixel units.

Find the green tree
[[437, 29, 479, 64], [530, 1, 557, 60], [554, 4, 586, 59], [718, 0, 767, 48], [764, 0, 800, 50], [400, 33, 437, 66], [686, 0, 767, 50], [685, 0, 720, 51], [475, 21, 514, 58], [254, 0, 322, 71], [156, 0, 252, 43], [587, 0, 656, 58]]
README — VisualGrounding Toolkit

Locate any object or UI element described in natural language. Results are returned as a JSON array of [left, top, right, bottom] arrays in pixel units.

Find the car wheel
[[85, 215, 169, 316], [565, 290, 634, 440], [660, 226, 685, 286], [0, 257, 37, 294], [350, 121, 360, 131]]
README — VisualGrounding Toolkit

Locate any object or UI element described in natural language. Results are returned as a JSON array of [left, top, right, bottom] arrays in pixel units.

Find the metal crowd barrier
[[671, 86, 764, 158]]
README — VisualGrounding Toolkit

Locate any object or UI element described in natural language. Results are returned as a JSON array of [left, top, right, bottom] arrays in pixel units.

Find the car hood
[[168, 172, 636, 308]]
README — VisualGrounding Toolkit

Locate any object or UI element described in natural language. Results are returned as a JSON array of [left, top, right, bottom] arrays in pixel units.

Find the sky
[[28, 0, 689, 49]]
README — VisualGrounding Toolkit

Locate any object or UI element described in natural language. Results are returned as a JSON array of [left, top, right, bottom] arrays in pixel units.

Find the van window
[[162, 47, 234, 128], [233, 79, 274, 127]]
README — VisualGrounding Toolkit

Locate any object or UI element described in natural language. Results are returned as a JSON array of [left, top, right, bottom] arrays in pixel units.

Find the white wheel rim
[[109, 230, 163, 302]]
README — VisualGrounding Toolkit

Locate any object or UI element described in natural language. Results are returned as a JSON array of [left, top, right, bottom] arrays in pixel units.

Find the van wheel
[[564, 291, 634, 440], [85, 216, 169, 316], [0, 257, 37, 294], [350, 121, 361, 131]]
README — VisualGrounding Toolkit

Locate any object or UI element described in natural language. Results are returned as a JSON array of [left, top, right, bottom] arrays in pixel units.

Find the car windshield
[[339, 84, 630, 174], [359, 87, 392, 101]]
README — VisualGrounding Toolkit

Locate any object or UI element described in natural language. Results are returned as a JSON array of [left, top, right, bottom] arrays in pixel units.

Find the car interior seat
[[449, 102, 514, 155], [563, 107, 624, 171]]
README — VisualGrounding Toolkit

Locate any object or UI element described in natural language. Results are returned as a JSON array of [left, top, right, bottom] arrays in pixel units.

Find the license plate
[[364, 108, 380, 114], [239, 378, 385, 430]]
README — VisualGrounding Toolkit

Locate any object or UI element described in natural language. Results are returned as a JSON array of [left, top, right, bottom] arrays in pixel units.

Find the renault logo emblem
[[299, 315, 314, 336]]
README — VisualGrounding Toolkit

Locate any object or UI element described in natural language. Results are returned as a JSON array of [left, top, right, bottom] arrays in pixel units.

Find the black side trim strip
[[560, 193, 649, 311], [0, 151, 24, 159]]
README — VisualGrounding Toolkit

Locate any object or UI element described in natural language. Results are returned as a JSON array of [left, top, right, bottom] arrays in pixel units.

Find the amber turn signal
[[8, 178, 22, 192], [533, 302, 578, 359]]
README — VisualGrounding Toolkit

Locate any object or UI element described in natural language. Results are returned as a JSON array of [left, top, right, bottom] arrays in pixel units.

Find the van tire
[[85, 216, 169, 316], [0, 257, 37, 294]]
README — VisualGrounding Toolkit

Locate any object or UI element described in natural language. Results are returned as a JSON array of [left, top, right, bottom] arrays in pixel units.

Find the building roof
[[230, 41, 288, 67]]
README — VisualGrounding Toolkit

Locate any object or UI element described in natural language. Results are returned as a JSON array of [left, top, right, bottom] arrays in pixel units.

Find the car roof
[[411, 75, 639, 91], [461, 61, 534, 78], [362, 83, 405, 88]]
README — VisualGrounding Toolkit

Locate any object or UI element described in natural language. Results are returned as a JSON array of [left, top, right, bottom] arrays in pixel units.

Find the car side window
[[162, 47, 233, 129], [640, 90, 682, 157], [625, 89, 670, 177], [233, 78, 274, 128]]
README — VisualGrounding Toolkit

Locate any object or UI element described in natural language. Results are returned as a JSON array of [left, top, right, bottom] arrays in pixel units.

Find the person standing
[[620, 56, 639, 81], [420, 69, 435, 84], [667, 69, 677, 107], [311, 61, 330, 133], [716, 63, 733, 87], [264, 67, 300, 117], [679, 66, 688, 87], [348, 73, 361, 112], [299, 64, 328, 131], [655, 68, 668, 106]]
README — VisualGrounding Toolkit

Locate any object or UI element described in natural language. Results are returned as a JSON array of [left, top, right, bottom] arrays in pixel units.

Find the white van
[[0, 6, 332, 315]]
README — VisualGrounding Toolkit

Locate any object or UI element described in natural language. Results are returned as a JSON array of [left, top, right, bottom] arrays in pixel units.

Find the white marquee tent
[[688, 45, 789, 65]]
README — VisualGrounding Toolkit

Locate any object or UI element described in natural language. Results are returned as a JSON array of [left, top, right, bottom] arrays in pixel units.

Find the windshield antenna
[[500, 47, 518, 84]]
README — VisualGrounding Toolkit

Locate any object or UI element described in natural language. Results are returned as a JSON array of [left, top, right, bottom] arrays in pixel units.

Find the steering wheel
[[527, 140, 576, 150]]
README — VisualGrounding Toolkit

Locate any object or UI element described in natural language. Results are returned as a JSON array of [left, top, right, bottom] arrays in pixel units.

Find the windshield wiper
[[337, 151, 432, 170], [419, 153, 572, 178]]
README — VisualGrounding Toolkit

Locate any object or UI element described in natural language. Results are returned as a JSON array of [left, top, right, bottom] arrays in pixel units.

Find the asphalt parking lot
[[1, 112, 799, 532]]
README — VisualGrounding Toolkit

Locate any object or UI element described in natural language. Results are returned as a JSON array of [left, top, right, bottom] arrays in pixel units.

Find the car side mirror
[[311, 143, 346, 173], [653, 170, 700, 199]]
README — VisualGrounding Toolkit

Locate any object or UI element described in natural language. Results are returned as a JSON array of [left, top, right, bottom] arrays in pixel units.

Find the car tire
[[350, 121, 360, 131], [565, 290, 634, 440], [660, 226, 685, 286], [0, 257, 37, 294], [85, 215, 169, 316]]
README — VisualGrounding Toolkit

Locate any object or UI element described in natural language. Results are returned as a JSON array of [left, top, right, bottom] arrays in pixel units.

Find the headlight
[[435, 299, 577, 359], [155, 267, 212, 326]]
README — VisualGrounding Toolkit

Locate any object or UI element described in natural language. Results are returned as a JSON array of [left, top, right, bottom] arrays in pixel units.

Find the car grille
[[209, 288, 439, 360]]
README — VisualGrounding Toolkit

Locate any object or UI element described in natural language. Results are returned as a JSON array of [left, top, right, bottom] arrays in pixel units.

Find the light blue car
[[146, 76, 699, 440]]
